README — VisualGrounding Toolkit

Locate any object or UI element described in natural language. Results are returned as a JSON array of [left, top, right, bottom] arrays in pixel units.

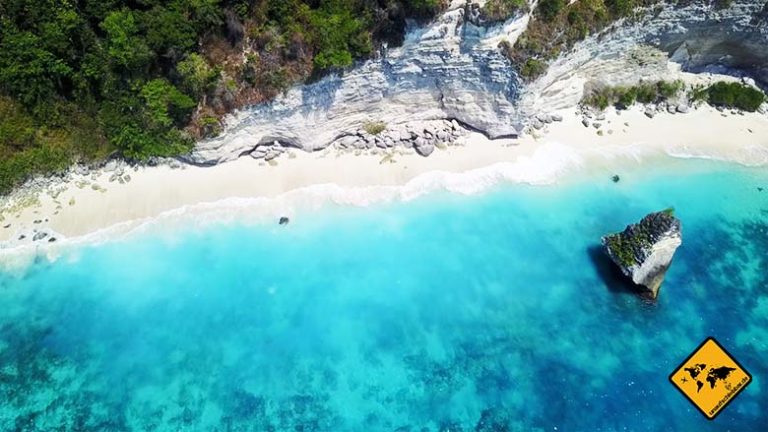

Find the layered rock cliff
[[521, 0, 768, 115], [188, 0, 768, 165], [601, 210, 683, 298], [186, 1, 526, 164]]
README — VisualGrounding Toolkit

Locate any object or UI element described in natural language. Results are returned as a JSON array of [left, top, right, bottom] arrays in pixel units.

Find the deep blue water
[[1, 160, 767, 431]]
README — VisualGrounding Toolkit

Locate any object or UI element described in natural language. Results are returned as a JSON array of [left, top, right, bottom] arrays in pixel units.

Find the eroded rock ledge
[[602, 210, 683, 298], [186, 2, 523, 165], [522, 0, 768, 116], [188, 0, 768, 166]]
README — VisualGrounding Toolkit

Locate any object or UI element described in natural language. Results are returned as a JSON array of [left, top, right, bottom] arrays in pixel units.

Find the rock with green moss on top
[[601, 209, 682, 299]]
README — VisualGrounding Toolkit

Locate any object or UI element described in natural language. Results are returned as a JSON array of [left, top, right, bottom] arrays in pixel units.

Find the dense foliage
[[701, 82, 765, 112], [583, 80, 684, 110], [480, 0, 528, 22], [582, 80, 766, 113], [604, 208, 676, 268], [0, 0, 445, 194]]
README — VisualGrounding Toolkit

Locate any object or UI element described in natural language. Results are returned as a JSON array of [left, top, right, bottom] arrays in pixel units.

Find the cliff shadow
[[586, 245, 644, 295]]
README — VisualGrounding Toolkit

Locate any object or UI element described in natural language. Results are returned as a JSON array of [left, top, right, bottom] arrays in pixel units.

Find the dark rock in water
[[612, 175, 621, 183], [279, 217, 290, 226], [18, 234, 26, 240], [48, 237, 57, 243], [759, 187, 764, 192], [601, 209, 682, 299], [33, 231, 48, 241]]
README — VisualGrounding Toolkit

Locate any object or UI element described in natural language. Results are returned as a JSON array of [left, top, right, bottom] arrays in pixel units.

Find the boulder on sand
[[414, 138, 435, 157]]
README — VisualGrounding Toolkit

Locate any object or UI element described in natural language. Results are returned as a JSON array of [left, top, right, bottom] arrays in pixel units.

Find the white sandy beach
[[1, 105, 767, 246]]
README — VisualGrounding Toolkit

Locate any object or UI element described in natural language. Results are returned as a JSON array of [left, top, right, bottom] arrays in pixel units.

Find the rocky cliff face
[[188, 0, 768, 165], [601, 210, 683, 298], [657, 1, 768, 83], [521, 0, 768, 116], [186, 1, 526, 164]]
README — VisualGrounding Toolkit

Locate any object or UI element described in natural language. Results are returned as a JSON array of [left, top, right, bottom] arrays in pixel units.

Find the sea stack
[[601, 209, 682, 298]]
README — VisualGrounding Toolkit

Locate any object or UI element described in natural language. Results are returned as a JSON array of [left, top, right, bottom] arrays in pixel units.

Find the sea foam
[[1, 137, 765, 270]]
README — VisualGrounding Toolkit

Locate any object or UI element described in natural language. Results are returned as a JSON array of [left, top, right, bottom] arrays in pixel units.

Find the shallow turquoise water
[[1, 160, 767, 431]]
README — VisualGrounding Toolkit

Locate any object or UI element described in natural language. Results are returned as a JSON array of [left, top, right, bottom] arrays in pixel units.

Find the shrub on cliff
[[403, 0, 446, 16], [520, 58, 548, 79], [582, 80, 684, 110], [705, 82, 765, 112], [0, 97, 106, 194], [363, 121, 387, 135], [309, 5, 372, 70], [583, 80, 766, 113], [537, 0, 567, 22], [481, 0, 528, 22]]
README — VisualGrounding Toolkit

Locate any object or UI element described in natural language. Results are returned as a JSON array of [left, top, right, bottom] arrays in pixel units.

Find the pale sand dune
[[1, 105, 767, 245]]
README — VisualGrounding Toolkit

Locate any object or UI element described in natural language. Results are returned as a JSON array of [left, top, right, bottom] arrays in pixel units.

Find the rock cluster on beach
[[332, 119, 468, 156], [527, 113, 564, 131], [104, 160, 134, 184], [245, 119, 469, 160], [9, 227, 59, 246], [601, 209, 683, 298]]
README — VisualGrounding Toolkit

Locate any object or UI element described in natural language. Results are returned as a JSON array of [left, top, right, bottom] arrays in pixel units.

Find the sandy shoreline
[[1, 105, 767, 246]]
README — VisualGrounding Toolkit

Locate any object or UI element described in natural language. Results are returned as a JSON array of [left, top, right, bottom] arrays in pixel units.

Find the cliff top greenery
[[0, 0, 446, 194], [480, 0, 528, 23], [603, 209, 679, 268]]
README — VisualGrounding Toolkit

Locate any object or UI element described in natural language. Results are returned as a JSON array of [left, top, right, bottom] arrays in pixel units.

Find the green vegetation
[[604, 209, 676, 268], [704, 82, 765, 112], [584, 80, 766, 113], [480, 0, 528, 22], [0, 0, 447, 194], [520, 58, 548, 79], [537, 0, 567, 22], [582, 80, 684, 110], [363, 121, 387, 135], [604, 233, 639, 268], [658, 80, 684, 99]]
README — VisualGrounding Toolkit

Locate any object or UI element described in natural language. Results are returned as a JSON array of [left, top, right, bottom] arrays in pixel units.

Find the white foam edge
[[1, 138, 766, 273], [0, 142, 585, 271]]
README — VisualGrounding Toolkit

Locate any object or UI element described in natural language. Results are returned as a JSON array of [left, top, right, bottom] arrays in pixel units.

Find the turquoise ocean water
[[1, 159, 767, 431]]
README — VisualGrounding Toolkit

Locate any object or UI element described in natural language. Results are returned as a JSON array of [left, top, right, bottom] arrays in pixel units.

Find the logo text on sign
[[669, 337, 751, 420]]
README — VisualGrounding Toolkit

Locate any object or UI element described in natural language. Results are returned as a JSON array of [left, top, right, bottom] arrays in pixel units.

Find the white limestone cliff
[[187, 1, 528, 164], [187, 0, 768, 165]]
